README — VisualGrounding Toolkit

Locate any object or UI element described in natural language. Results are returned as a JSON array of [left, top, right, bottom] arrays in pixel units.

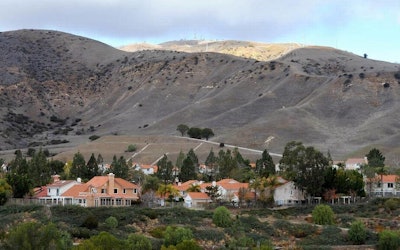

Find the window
[[388, 183, 394, 188], [114, 188, 118, 194], [123, 189, 126, 194], [101, 189, 106, 194], [134, 189, 137, 194]]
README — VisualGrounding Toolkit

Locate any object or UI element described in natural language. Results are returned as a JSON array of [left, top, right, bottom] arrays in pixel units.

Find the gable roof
[[61, 183, 88, 197], [381, 175, 399, 183], [186, 192, 210, 200], [85, 176, 137, 189]]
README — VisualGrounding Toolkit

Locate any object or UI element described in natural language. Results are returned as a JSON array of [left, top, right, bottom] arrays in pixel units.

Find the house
[[273, 177, 305, 206], [184, 192, 211, 208], [370, 174, 400, 197], [345, 158, 367, 170], [216, 179, 249, 201], [37, 173, 139, 207], [36, 175, 81, 206], [174, 180, 200, 197], [134, 164, 157, 175]]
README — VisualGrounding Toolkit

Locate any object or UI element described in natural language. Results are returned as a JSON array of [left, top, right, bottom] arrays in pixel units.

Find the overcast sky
[[1, 0, 399, 63]]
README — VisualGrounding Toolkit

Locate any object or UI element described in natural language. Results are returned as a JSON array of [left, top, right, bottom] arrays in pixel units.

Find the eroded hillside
[[1, 29, 400, 161]]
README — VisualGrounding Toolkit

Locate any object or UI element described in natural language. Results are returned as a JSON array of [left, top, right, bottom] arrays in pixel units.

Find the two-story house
[[62, 173, 139, 207], [370, 174, 400, 197]]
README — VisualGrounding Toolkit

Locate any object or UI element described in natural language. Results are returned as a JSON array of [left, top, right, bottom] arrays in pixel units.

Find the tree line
[[0, 140, 391, 207], [176, 124, 214, 140]]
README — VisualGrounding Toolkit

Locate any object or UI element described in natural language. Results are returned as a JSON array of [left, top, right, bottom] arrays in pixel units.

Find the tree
[[348, 220, 367, 245], [312, 204, 335, 225], [201, 128, 214, 140], [175, 150, 185, 169], [255, 149, 275, 178], [176, 124, 189, 136], [0, 178, 12, 205], [157, 184, 179, 201], [217, 149, 238, 179], [205, 184, 221, 202], [6, 151, 31, 198], [179, 157, 196, 182], [109, 155, 129, 179], [213, 206, 233, 227], [156, 154, 174, 185], [366, 148, 386, 197], [279, 141, 329, 197], [127, 234, 152, 250], [70, 152, 86, 179], [30, 148, 51, 187], [187, 127, 202, 139], [86, 153, 99, 180], [205, 149, 217, 180], [366, 148, 385, 169], [48, 159, 65, 176], [142, 175, 160, 193]]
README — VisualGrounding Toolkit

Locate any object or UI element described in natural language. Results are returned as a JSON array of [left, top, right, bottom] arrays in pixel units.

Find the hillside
[[1, 29, 400, 163]]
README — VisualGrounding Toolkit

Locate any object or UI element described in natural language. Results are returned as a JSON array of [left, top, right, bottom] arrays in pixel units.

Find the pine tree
[[86, 153, 99, 180]]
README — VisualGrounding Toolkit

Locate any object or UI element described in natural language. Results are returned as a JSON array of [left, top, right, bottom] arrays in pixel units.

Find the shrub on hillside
[[213, 206, 233, 228], [378, 230, 400, 250], [105, 216, 118, 229], [126, 144, 137, 152], [384, 198, 400, 211], [348, 220, 367, 245], [312, 204, 335, 225]]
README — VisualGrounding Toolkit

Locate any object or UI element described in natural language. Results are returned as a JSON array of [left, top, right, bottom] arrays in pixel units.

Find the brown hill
[[1, 29, 400, 163], [119, 40, 302, 61]]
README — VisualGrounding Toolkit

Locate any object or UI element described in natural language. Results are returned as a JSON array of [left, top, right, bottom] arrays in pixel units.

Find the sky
[[1, 0, 400, 63]]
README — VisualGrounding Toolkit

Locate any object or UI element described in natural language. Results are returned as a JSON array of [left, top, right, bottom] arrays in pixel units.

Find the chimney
[[52, 175, 60, 183], [108, 173, 115, 194]]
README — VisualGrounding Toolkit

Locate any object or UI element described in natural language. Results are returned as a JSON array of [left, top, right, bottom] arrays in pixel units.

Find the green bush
[[348, 220, 367, 245], [175, 239, 202, 250], [378, 230, 400, 250], [312, 204, 335, 225], [105, 216, 118, 229], [127, 233, 152, 250], [163, 226, 193, 247], [212, 206, 233, 228], [126, 144, 137, 152], [149, 226, 166, 238], [384, 198, 400, 211]]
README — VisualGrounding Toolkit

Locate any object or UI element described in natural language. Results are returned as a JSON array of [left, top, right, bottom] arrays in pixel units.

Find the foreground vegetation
[[2, 198, 400, 249]]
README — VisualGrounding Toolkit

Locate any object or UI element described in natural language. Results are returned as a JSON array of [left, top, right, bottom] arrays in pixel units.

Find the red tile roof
[[186, 192, 210, 200]]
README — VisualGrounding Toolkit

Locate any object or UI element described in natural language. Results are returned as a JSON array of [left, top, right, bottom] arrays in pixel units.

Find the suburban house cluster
[[30, 156, 400, 208]]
